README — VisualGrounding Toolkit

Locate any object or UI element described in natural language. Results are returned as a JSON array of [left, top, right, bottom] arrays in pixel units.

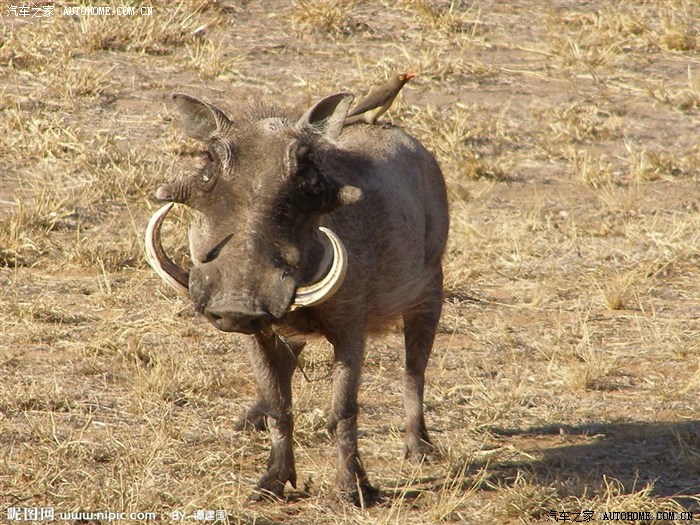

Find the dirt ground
[[1, 1, 699, 523]]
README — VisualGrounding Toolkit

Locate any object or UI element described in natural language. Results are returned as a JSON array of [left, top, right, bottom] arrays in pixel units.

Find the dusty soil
[[1, 1, 699, 523]]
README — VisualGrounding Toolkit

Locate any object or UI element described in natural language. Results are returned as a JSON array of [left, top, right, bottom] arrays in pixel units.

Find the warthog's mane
[[208, 94, 308, 131]]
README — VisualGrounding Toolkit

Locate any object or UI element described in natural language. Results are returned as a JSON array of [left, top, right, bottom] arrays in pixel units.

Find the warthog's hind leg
[[402, 271, 443, 463]]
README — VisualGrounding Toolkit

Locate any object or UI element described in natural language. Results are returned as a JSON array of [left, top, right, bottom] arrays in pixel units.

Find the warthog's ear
[[171, 93, 231, 141], [298, 92, 354, 140]]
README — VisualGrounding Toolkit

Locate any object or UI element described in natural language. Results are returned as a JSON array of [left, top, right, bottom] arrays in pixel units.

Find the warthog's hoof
[[405, 439, 436, 464], [341, 482, 383, 508], [250, 464, 297, 503], [250, 486, 284, 503]]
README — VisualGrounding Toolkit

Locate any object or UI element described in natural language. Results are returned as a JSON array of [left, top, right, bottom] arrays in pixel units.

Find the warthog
[[145, 91, 449, 504]]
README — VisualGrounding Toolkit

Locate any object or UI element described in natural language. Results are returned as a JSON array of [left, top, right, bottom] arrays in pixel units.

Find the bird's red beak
[[405, 72, 416, 81]]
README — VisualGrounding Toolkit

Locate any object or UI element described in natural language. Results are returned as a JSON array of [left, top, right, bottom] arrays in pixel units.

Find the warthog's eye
[[293, 144, 314, 174], [202, 166, 212, 183], [200, 148, 217, 184], [293, 146, 319, 184]]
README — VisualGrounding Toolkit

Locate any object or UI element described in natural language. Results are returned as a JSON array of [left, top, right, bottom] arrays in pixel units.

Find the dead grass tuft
[[492, 471, 560, 520], [595, 476, 684, 515], [672, 423, 700, 473], [626, 146, 694, 182], [381, 45, 493, 83], [78, 5, 206, 54], [546, 10, 628, 69], [410, 103, 509, 192], [656, 2, 699, 52], [645, 65, 700, 111], [404, 0, 483, 36], [573, 150, 618, 188], [545, 99, 624, 144], [186, 39, 245, 79], [566, 333, 620, 392], [546, 2, 698, 70], [289, 0, 364, 38], [0, 16, 74, 71], [2, 108, 85, 161]]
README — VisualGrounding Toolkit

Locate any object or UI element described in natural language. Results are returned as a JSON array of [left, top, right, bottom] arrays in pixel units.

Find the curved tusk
[[144, 203, 190, 297], [291, 226, 347, 311]]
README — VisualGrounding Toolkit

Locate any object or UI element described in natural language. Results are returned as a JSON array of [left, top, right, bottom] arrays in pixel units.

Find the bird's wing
[[345, 86, 392, 118]]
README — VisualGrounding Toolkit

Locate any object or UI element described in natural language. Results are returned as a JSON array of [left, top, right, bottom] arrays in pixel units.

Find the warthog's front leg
[[235, 340, 305, 433], [249, 331, 300, 500], [326, 331, 381, 506]]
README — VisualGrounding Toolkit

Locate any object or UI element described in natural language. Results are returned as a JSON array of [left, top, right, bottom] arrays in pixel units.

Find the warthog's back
[[322, 125, 449, 330]]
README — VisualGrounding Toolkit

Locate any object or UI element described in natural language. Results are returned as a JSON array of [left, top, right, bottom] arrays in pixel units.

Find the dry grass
[[77, 2, 208, 54], [2, 0, 700, 523], [404, 0, 484, 37], [289, 0, 364, 38], [186, 39, 245, 79]]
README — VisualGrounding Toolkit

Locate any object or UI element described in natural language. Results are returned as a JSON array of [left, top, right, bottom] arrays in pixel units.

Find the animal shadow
[[384, 420, 700, 510]]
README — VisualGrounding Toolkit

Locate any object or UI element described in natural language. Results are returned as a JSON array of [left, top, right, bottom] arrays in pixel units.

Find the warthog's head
[[146, 92, 363, 334]]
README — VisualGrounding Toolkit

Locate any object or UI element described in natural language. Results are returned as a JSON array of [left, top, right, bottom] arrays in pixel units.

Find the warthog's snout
[[188, 260, 294, 333], [203, 305, 272, 334]]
